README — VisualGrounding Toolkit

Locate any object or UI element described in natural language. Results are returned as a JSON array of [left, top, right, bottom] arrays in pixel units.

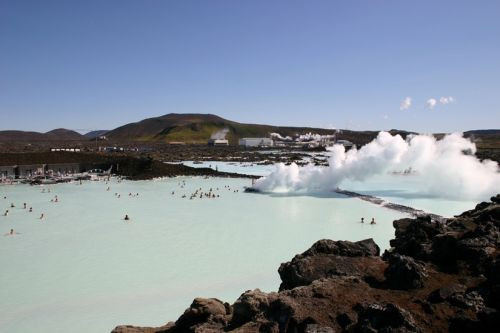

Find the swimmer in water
[[371, 218, 376, 225], [124, 214, 130, 221], [3, 210, 8, 216], [23, 203, 27, 209], [4, 229, 19, 236], [361, 217, 364, 223], [10, 203, 15, 208], [40, 213, 44, 220], [29, 207, 33, 212]]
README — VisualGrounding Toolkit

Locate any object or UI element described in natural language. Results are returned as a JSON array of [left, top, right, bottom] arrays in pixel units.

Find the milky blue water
[[0, 164, 480, 333]]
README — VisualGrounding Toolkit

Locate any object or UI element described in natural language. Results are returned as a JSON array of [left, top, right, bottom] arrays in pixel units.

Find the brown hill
[[0, 128, 85, 142], [106, 113, 342, 144]]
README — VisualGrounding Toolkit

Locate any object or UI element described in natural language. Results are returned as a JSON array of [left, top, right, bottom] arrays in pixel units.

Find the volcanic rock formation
[[112, 195, 500, 332]]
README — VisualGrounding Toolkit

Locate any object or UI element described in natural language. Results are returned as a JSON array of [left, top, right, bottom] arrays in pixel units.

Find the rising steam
[[253, 132, 500, 200], [210, 128, 229, 140]]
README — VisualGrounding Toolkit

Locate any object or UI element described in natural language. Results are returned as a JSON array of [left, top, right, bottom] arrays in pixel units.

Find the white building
[[208, 139, 229, 146], [238, 138, 274, 147], [50, 148, 81, 152]]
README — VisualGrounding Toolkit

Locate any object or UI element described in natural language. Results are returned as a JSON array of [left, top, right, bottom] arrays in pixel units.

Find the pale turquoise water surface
[[0, 168, 479, 332]]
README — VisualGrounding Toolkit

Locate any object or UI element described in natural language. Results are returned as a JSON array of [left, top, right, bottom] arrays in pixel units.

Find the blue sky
[[1, 0, 499, 133]]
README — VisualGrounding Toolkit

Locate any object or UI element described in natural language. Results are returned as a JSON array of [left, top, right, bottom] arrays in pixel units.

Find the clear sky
[[1, 0, 499, 133]]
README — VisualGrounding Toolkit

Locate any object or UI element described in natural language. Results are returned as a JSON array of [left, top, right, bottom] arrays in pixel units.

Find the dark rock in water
[[302, 238, 380, 257], [231, 289, 276, 326], [173, 297, 229, 331], [111, 323, 174, 333], [390, 216, 445, 261], [383, 253, 427, 289], [112, 195, 500, 333]]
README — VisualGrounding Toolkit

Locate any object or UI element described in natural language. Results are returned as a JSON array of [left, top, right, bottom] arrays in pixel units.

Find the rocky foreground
[[113, 195, 500, 333]]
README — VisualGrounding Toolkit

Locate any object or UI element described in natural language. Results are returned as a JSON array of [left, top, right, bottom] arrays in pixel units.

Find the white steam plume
[[297, 133, 335, 142], [426, 98, 437, 109], [253, 132, 500, 200], [439, 96, 455, 104], [400, 97, 412, 110], [210, 128, 229, 140], [270, 132, 293, 141]]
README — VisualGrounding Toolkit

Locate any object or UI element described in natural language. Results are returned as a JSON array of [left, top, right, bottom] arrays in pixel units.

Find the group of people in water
[[5, 177, 379, 237], [2, 191, 49, 236], [360, 217, 376, 224]]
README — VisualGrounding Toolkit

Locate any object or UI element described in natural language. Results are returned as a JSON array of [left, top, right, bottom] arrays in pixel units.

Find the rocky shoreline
[[112, 194, 500, 332], [0, 152, 257, 180]]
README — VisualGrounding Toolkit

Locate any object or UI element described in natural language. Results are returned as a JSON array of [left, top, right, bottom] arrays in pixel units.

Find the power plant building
[[238, 138, 274, 147], [208, 139, 229, 146]]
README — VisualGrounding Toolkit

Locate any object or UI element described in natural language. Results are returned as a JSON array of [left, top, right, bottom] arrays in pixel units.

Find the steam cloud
[[253, 132, 500, 200], [297, 133, 336, 142], [270, 132, 293, 141], [400, 97, 412, 110], [428, 96, 455, 109], [439, 96, 455, 104], [210, 128, 229, 140], [426, 98, 437, 109]]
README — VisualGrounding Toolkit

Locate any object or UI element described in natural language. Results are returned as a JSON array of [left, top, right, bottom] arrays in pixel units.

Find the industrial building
[[50, 148, 82, 152], [208, 139, 229, 146], [0, 163, 82, 179], [238, 138, 274, 147]]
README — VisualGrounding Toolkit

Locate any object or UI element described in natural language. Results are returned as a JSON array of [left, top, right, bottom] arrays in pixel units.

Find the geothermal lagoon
[[0, 163, 482, 333]]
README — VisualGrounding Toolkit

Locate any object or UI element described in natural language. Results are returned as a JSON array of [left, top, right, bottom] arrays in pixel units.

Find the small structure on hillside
[[238, 138, 274, 147], [208, 139, 229, 146]]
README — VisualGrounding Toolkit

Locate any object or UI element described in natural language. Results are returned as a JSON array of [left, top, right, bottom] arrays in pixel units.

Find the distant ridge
[[0, 128, 85, 142], [2, 114, 497, 144], [84, 130, 109, 139], [465, 129, 500, 136]]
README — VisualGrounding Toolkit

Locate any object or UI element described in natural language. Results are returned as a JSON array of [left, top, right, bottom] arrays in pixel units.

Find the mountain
[[45, 128, 85, 140], [105, 113, 342, 143], [84, 130, 109, 139], [0, 128, 85, 142]]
